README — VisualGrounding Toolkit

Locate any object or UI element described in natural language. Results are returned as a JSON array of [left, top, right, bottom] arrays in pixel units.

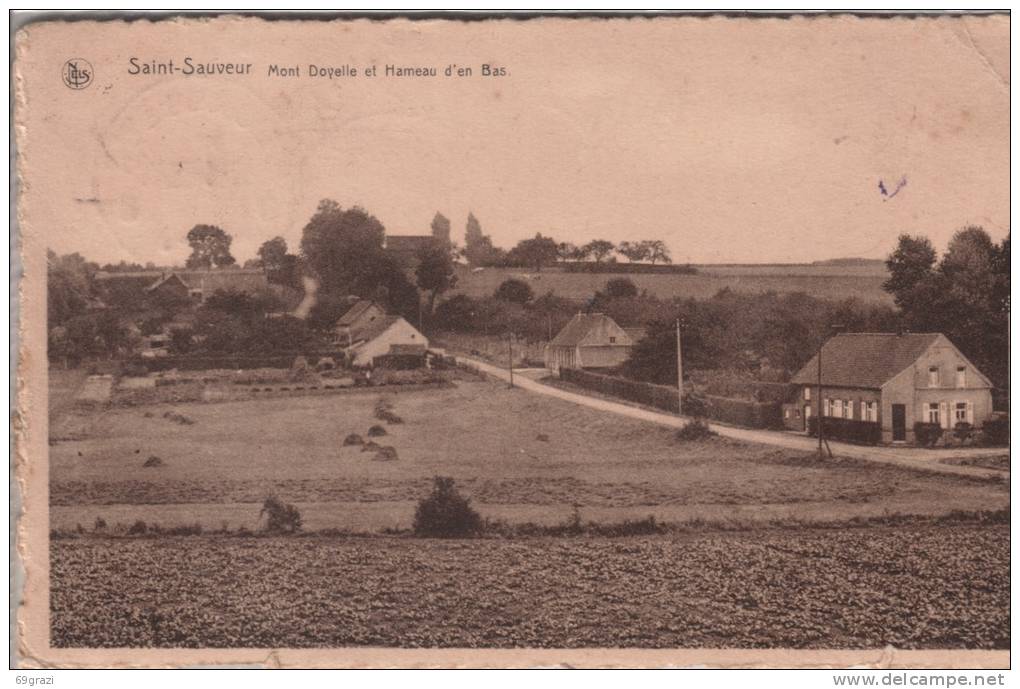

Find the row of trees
[[463, 212, 673, 270]]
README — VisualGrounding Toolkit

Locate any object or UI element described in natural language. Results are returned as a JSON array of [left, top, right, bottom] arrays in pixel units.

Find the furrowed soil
[[50, 524, 1008, 649]]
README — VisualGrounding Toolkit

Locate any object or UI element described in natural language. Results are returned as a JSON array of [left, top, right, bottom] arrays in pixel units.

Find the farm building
[[333, 301, 429, 367], [98, 268, 272, 306], [544, 313, 638, 372], [789, 332, 994, 444]]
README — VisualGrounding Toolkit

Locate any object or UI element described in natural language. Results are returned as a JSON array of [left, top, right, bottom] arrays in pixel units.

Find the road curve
[[456, 356, 1008, 480]]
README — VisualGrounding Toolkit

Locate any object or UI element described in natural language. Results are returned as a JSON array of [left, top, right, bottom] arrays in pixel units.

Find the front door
[[891, 404, 906, 442]]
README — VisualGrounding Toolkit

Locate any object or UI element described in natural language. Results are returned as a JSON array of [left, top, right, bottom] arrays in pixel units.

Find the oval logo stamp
[[61, 58, 93, 90]]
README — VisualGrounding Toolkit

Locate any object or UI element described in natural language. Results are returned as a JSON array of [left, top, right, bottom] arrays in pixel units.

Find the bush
[[913, 422, 943, 448], [93, 517, 107, 532], [808, 417, 882, 446], [604, 278, 638, 298], [413, 477, 482, 538], [980, 415, 1009, 447], [675, 418, 716, 442], [260, 496, 303, 534], [953, 422, 975, 445], [143, 455, 164, 467], [493, 279, 534, 305], [373, 446, 399, 462], [127, 520, 148, 535]]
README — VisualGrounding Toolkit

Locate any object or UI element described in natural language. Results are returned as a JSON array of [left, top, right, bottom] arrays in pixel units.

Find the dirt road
[[457, 357, 1008, 480]]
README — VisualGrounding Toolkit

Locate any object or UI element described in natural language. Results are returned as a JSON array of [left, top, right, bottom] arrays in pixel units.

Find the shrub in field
[[342, 433, 364, 446], [367, 425, 387, 437], [93, 517, 107, 532], [913, 422, 943, 448], [413, 477, 482, 538], [260, 496, 303, 534], [143, 455, 164, 467], [373, 446, 399, 462], [675, 418, 716, 442], [127, 520, 148, 535], [980, 416, 1009, 447], [166, 523, 203, 536]]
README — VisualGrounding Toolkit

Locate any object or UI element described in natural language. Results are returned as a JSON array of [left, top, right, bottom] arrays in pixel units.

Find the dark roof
[[337, 300, 380, 327], [790, 333, 941, 389], [549, 313, 632, 348]]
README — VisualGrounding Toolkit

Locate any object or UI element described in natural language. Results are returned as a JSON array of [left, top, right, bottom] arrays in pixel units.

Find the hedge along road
[[455, 356, 1007, 480]]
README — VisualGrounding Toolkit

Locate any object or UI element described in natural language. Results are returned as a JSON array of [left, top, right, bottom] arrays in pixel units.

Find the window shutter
[[939, 401, 950, 429], [966, 401, 974, 424]]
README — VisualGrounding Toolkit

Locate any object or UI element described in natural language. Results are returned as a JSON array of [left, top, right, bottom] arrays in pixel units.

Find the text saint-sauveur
[[128, 58, 253, 76]]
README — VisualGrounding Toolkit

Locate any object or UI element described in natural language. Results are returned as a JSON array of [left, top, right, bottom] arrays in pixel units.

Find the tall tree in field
[[618, 241, 650, 263], [431, 212, 452, 248], [415, 242, 458, 316], [463, 212, 502, 267], [584, 239, 616, 264], [883, 234, 938, 312], [186, 224, 236, 269], [299, 199, 419, 319], [257, 237, 289, 271], [47, 251, 98, 326], [299, 200, 386, 293], [645, 240, 672, 265], [509, 233, 560, 271]]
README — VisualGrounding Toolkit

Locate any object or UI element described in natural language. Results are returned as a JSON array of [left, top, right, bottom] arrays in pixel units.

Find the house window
[[804, 387, 811, 401], [832, 400, 842, 418], [864, 401, 878, 422], [843, 400, 853, 419], [609, 336, 616, 344], [954, 402, 974, 424], [823, 398, 830, 416], [956, 367, 966, 388], [928, 366, 940, 387], [926, 402, 940, 425]]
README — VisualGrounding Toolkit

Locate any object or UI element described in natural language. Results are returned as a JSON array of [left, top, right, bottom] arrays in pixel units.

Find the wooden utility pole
[[817, 338, 824, 457], [676, 318, 683, 416], [508, 334, 514, 388]]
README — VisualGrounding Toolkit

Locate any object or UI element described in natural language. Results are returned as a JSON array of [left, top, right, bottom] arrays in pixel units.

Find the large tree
[[463, 212, 503, 267], [508, 233, 560, 271], [584, 239, 616, 264], [257, 236, 302, 288], [617, 241, 650, 263], [186, 224, 236, 269], [47, 251, 98, 326], [883, 227, 1010, 393], [415, 242, 458, 316], [431, 212, 452, 248], [299, 199, 420, 321], [645, 240, 672, 265]]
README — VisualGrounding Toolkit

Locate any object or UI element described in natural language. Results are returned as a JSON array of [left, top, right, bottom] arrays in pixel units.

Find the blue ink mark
[[879, 176, 907, 200]]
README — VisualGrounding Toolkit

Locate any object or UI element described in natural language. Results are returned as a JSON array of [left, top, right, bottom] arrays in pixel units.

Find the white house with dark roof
[[333, 300, 428, 366], [789, 332, 994, 443]]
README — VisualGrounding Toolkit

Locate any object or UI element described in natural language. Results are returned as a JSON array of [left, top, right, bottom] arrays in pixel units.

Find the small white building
[[544, 313, 638, 372], [343, 314, 429, 367]]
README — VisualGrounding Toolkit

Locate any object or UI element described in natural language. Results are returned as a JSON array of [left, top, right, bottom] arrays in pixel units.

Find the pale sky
[[18, 15, 1010, 266]]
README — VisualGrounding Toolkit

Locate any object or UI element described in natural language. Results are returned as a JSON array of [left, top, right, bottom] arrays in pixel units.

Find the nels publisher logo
[[61, 58, 93, 90]]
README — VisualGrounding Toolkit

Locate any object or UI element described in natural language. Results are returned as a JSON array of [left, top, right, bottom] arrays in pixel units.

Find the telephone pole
[[507, 333, 515, 388], [676, 318, 684, 416]]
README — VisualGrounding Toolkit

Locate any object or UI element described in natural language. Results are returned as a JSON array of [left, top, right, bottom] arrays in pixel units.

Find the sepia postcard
[[12, 12, 1011, 669]]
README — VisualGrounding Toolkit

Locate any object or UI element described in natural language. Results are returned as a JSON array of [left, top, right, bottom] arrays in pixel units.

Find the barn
[[544, 313, 637, 373]]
